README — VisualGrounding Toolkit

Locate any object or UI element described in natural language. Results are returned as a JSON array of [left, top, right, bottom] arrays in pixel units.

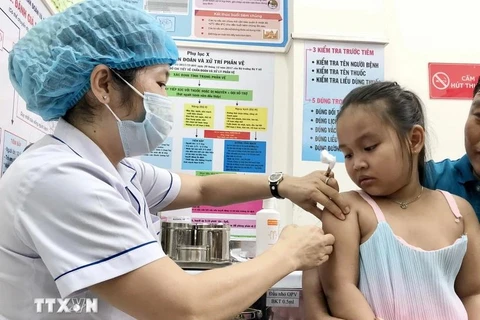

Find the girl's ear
[[409, 125, 425, 154]]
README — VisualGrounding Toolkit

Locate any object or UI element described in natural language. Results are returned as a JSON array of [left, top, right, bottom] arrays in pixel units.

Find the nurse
[[0, 1, 344, 319]]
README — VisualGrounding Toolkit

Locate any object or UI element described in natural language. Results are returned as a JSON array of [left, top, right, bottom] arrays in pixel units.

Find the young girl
[[303, 81, 480, 320]]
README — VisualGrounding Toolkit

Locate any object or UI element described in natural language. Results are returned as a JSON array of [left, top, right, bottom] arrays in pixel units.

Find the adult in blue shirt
[[424, 79, 480, 215]]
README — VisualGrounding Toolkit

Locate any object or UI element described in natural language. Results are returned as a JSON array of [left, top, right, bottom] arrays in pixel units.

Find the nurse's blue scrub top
[[425, 155, 480, 216]]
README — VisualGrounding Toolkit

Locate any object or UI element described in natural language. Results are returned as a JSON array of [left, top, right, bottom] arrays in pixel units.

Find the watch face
[[269, 172, 283, 183]]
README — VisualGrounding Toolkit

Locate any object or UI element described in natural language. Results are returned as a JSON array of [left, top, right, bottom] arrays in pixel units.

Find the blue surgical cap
[[8, 0, 179, 121]]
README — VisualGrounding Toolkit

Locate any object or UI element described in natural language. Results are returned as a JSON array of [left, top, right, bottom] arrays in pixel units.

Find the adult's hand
[[278, 171, 350, 220], [274, 224, 335, 271]]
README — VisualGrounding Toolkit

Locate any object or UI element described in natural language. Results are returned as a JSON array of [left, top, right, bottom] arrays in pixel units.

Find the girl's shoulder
[[341, 190, 377, 212], [321, 190, 378, 245], [433, 189, 476, 222], [341, 190, 368, 202], [324, 191, 377, 227]]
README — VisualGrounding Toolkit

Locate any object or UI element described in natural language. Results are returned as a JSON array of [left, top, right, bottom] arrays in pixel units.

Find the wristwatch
[[268, 172, 285, 199]]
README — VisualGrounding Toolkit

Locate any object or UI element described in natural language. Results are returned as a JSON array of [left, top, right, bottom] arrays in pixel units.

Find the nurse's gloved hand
[[278, 171, 350, 221], [273, 224, 335, 271]]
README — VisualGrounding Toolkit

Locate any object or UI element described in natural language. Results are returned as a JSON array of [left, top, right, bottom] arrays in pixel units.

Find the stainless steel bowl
[[176, 245, 209, 262], [194, 223, 231, 262], [162, 222, 194, 260]]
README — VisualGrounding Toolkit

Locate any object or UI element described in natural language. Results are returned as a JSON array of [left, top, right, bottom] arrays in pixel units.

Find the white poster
[[0, 0, 53, 176], [301, 40, 385, 163], [142, 47, 275, 239]]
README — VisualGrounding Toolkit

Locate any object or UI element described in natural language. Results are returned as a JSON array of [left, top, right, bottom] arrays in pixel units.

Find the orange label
[[267, 219, 278, 226]]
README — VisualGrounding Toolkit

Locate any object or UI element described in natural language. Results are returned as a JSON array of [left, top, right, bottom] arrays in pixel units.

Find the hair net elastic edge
[[54, 57, 177, 122]]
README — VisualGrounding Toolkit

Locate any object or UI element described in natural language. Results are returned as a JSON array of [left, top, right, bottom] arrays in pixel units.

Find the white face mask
[[104, 71, 174, 158]]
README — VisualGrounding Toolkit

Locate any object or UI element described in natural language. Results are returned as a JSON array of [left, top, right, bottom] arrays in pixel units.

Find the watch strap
[[270, 181, 284, 199]]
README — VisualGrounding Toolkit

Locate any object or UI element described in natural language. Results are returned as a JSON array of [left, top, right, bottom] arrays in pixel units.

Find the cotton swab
[[321, 149, 336, 177]]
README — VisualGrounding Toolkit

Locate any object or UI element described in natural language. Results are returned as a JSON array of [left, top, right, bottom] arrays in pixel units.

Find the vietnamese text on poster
[[302, 41, 385, 163], [45, 0, 289, 49], [42, 0, 289, 49], [141, 47, 275, 239], [147, 0, 289, 49], [0, 0, 54, 177]]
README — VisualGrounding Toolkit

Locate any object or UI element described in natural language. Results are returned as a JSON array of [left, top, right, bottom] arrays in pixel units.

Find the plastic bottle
[[256, 198, 280, 256]]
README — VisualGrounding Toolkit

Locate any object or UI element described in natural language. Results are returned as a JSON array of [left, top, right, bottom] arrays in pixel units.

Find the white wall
[[2, 0, 474, 228], [383, 0, 474, 162], [288, 0, 476, 226]]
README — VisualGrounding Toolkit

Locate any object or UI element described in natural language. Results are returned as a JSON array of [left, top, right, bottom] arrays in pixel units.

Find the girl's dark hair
[[64, 67, 144, 125], [336, 81, 427, 185]]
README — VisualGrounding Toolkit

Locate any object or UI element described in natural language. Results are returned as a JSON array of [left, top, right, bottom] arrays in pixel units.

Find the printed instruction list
[[302, 41, 385, 162]]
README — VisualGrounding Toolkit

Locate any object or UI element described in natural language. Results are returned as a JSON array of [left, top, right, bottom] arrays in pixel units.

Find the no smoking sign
[[431, 72, 450, 90], [428, 63, 480, 100]]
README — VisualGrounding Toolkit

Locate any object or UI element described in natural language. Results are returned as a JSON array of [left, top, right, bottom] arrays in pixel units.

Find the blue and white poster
[[147, 0, 289, 49], [2, 130, 27, 175], [46, 0, 144, 12], [302, 40, 385, 162]]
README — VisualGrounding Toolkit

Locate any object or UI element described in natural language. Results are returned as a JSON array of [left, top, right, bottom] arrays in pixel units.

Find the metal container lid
[[177, 245, 209, 251], [195, 223, 213, 229], [163, 222, 193, 229], [211, 223, 230, 229], [195, 223, 230, 229]]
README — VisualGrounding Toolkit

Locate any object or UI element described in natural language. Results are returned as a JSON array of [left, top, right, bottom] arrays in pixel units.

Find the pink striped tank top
[[356, 190, 468, 320]]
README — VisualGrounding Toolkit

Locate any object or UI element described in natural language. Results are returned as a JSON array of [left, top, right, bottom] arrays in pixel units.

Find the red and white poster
[[428, 63, 480, 99]]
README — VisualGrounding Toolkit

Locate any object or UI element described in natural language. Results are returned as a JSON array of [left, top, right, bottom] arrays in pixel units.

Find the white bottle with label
[[255, 198, 280, 256]]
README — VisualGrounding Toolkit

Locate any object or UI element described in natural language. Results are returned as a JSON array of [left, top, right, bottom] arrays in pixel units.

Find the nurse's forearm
[[190, 244, 295, 320], [90, 245, 295, 320], [198, 173, 278, 206]]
